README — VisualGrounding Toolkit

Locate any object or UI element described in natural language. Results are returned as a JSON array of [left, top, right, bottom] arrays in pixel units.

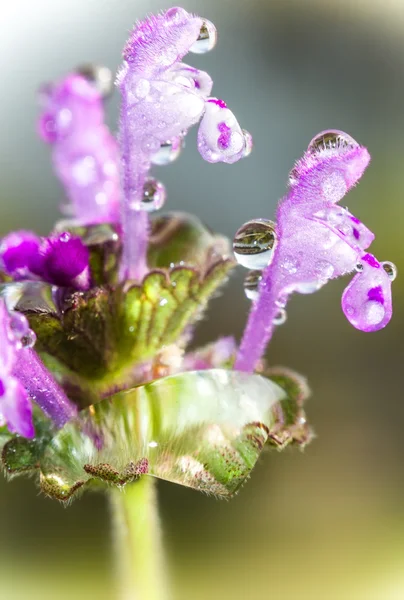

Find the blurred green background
[[1, 0, 404, 598]]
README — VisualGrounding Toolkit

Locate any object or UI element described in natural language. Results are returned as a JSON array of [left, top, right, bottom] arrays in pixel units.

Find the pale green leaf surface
[[39, 369, 286, 500]]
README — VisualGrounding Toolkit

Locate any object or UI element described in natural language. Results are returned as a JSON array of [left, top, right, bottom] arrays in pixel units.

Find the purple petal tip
[[38, 73, 120, 224], [1, 230, 90, 290], [235, 130, 394, 372]]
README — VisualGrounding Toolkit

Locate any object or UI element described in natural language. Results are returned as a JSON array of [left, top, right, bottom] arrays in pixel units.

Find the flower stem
[[110, 477, 169, 600], [235, 272, 278, 372], [119, 87, 150, 282]]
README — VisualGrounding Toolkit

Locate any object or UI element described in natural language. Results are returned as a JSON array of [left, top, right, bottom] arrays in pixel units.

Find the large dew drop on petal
[[198, 99, 250, 164], [341, 254, 394, 332], [189, 19, 217, 54], [289, 130, 370, 200], [307, 130, 359, 155]]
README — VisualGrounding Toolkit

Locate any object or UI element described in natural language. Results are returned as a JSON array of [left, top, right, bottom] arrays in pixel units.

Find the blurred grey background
[[1, 1, 404, 598]]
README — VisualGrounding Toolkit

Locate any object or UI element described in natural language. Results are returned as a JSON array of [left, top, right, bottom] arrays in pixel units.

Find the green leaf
[[0, 427, 12, 455], [0, 368, 313, 499], [20, 261, 233, 387], [0, 271, 12, 284], [38, 369, 287, 500], [264, 367, 313, 449], [148, 212, 230, 271], [1, 410, 53, 476]]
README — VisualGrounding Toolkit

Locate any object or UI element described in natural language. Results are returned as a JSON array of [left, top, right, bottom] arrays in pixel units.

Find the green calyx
[[0, 368, 312, 502], [4, 213, 234, 401], [23, 261, 232, 387]]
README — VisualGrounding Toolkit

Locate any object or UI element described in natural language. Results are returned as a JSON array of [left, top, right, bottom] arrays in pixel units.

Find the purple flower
[[235, 130, 396, 372], [38, 73, 120, 224], [1, 231, 90, 290], [0, 299, 78, 437], [0, 231, 41, 279], [0, 8, 395, 454], [0, 301, 34, 437], [34, 233, 90, 290], [0, 8, 255, 439], [117, 7, 252, 279]]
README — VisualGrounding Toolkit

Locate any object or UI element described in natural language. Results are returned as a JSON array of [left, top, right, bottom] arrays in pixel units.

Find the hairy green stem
[[110, 477, 169, 600]]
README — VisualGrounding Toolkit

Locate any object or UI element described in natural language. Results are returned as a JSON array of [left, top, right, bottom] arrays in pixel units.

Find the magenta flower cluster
[[0, 7, 395, 439], [1, 230, 90, 290]]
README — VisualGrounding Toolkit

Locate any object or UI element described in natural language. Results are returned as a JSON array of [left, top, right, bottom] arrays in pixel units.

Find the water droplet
[[165, 7, 188, 24], [288, 166, 299, 186], [233, 219, 278, 270], [281, 256, 299, 275], [242, 130, 253, 157], [76, 64, 112, 97], [59, 232, 71, 243], [275, 295, 287, 308], [21, 329, 37, 349], [307, 130, 358, 155], [355, 262, 364, 272], [139, 178, 166, 212], [190, 19, 217, 54], [294, 281, 323, 294], [381, 261, 397, 281], [273, 309, 287, 326], [315, 260, 334, 280], [10, 312, 30, 339], [151, 136, 183, 166], [243, 270, 262, 301]]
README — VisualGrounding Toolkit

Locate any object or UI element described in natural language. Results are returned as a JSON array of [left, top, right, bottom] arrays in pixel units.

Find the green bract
[[1, 368, 311, 501]]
